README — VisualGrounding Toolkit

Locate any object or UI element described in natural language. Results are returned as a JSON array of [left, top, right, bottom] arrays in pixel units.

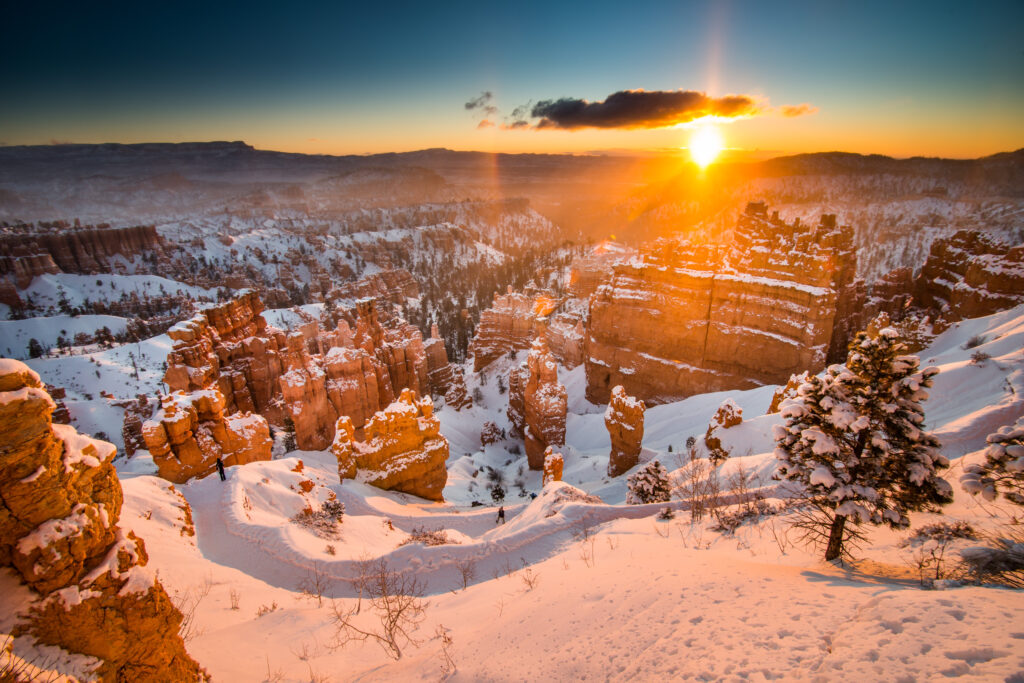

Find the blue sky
[[2, 0, 1021, 156]]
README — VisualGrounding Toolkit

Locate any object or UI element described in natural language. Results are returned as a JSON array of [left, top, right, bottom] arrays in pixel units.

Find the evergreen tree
[[775, 328, 953, 561], [27, 338, 44, 358], [283, 415, 297, 452], [961, 416, 1024, 506], [626, 459, 672, 505]]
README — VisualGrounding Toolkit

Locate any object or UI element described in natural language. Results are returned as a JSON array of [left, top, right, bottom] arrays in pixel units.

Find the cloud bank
[[529, 89, 760, 130]]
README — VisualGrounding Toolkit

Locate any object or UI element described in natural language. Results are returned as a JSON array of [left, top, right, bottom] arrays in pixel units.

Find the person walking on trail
[[496, 506, 505, 525], [215, 457, 226, 481]]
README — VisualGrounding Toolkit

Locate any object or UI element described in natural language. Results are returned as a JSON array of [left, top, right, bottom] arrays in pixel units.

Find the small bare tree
[[435, 624, 456, 678], [674, 445, 721, 522], [453, 557, 478, 591], [330, 559, 429, 659], [299, 562, 334, 608]]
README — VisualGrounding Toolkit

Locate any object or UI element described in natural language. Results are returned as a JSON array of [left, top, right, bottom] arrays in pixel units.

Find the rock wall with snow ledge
[[585, 203, 858, 405], [0, 358, 204, 682], [470, 288, 585, 372], [333, 388, 449, 500]]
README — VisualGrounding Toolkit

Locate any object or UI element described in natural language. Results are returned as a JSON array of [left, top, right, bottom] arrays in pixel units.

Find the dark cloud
[[780, 103, 818, 118], [465, 91, 498, 117], [529, 89, 761, 130]]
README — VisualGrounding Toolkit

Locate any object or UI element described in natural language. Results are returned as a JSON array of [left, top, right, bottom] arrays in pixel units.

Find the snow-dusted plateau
[[1, 143, 1022, 681]]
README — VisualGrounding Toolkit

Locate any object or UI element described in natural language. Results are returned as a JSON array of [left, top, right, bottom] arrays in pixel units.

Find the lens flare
[[690, 125, 724, 168]]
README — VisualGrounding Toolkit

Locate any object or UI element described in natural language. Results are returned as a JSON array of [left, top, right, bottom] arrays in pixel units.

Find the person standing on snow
[[496, 506, 505, 525], [216, 457, 226, 481]]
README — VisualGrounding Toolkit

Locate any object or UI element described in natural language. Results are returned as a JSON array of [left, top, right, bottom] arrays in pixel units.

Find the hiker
[[496, 506, 505, 525], [215, 457, 226, 481]]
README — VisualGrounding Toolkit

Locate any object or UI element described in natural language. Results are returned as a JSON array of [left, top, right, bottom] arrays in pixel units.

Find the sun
[[689, 124, 724, 169]]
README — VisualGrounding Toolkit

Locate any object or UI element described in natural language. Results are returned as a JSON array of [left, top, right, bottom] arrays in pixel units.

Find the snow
[[0, 315, 129, 359]]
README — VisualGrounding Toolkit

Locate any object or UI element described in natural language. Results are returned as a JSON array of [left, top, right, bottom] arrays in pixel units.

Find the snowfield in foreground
[[83, 304, 1022, 680]]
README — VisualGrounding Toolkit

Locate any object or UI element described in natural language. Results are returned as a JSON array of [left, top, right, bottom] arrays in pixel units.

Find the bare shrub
[[963, 334, 987, 350], [298, 562, 334, 607], [673, 445, 721, 522], [329, 559, 429, 659], [229, 587, 241, 611], [256, 602, 280, 617], [961, 533, 1024, 588], [173, 577, 212, 643], [435, 624, 456, 678], [520, 566, 540, 591], [292, 500, 345, 539], [398, 526, 458, 547], [454, 557, 478, 591]]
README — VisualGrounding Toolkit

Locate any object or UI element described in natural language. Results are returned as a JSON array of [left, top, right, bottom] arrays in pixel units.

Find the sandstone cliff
[[0, 225, 165, 287], [585, 203, 858, 405], [0, 358, 204, 682], [470, 288, 585, 371], [605, 385, 645, 477], [333, 389, 449, 500], [914, 230, 1024, 322]]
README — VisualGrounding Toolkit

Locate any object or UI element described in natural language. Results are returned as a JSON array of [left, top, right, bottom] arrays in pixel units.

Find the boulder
[[705, 399, 742, 465]]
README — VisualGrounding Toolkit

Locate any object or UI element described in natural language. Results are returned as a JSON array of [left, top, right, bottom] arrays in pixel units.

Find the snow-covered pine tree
[[961, 416, 1024, 505], [626, 459, 672, 505], [774, 328, 953, 561]]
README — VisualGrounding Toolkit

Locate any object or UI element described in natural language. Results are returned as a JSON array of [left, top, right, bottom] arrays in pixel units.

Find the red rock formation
[[767, 372, 809, 415], [0, 225, 165, 285], [121, 394, 156, 457], [507, 363, 528, 438], [523, 339, 568, 470], [543, 447, 564, 487], [470, 288, 585, 371], [0, 359, 204, 681], [568, 241, 631, 298], [424, 324, 471, 410], [605, 385, 645, 477], [585, 203, 857, 405], [333, 389, 449, 500], [915, 230, 1024, 322], [160, 291, 433, 452], [705, 399, 742, 464], [141, 389, 272, 484]]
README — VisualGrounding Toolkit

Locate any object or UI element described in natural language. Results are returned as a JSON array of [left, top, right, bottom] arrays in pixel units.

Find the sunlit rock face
[[158, 290, 433, 453], [333, 389, 449, 501], [424, 324, 471, 410], [0, 359, 204, 682], [915, 230, 1024, 323], [522, 339, 568, 470], [585, 203, 858, 405], [605, 385, 645, 477], [470, 288, 585, 371], [141, 389, 272, 484]]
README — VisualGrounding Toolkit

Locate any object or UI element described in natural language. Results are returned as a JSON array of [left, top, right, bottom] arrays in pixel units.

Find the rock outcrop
[[605, 385, 645, 477], [585, 203, 858, 405], [705, 399, 742, 464], [333, 389, 449, 500], [470, 288, 585, 371], [0, 358, 204, 681], [160, 291, 433, 454], [0, 225, 165, 287], [914, 230, 1024, 322], [521, 339, 567, 470], [141, 389, 272, 484], [424, 324, 470, 410], [767, 372, 809, 415], [543, 447, 564, 487]]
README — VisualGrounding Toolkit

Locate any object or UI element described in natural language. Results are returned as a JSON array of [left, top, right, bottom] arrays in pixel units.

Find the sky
[[1, 0, 1022, 158]]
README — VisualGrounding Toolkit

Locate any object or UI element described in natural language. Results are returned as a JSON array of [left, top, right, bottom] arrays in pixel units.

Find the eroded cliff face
[[470, 289, 585, 371], [158, 291, 433, 456], [424, 324, 470, 410], [585, 203, 858, 405], [0, 224, 166, 286], [333, 389, 449, 500], [141, 389, 272, 484], [605, 385, 645, 477], [915, 230, 1024, 322], [522, 339, 567, 470], [0, 359, 204, 682]]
